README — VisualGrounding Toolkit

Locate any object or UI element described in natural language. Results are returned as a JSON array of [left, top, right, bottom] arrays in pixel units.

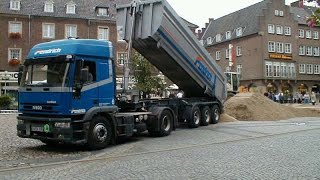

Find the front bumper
[[17, 115, 89, 144]]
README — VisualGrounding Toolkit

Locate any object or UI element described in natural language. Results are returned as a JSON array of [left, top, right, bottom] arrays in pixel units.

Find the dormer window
[[225, 31, 231, 40], [97, 7, 109, 16], [236, 27, 243, 37], [206, 37, 213, 45], [44, 1, 54, 13], [10, 0, 20, 10], [216, 34, 221, 42], [66, 2, 76, 14]]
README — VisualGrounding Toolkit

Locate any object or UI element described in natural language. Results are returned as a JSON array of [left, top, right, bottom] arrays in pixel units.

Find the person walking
[[310, 91, 317, 105]]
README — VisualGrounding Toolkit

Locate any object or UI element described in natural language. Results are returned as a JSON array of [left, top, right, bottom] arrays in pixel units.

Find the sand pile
[[223, 93, 320, 121]]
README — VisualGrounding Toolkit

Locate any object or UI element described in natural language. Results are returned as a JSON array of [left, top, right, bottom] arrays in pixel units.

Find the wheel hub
[[93, 123, 108, 142]]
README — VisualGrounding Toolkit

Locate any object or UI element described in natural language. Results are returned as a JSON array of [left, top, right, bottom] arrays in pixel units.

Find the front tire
[[87, 116, 112, 150]]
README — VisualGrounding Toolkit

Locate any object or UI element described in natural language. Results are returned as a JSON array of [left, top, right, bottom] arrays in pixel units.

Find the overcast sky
[[166, 0, 317, 28]]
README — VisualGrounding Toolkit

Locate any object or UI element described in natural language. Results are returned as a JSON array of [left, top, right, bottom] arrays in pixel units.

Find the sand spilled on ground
[[222, 93, 320, 121]]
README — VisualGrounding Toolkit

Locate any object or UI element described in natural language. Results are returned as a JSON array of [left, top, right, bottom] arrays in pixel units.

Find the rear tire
[[188, 106, 201, 128], [87, 116, 112, 150], [149, 110, 173, 137], [200, 106, 211, 126], [211, 105, 221, 124]]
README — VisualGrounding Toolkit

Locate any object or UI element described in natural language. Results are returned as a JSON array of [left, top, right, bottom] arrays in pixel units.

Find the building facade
[[201, 0, 320, 95], [0, 0, 133, 97]]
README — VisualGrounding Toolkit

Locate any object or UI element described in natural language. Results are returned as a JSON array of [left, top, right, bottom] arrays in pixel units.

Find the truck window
[[74, 60, 96, 85]]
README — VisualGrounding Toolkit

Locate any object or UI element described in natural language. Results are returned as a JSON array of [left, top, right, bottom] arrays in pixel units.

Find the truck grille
[[21, 103, 58, 113]]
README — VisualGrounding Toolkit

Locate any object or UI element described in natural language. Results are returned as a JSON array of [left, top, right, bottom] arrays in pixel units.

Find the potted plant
[[8, 58, 20, 66], [0, 96, 11, 110], [9, 32, 22, 39]]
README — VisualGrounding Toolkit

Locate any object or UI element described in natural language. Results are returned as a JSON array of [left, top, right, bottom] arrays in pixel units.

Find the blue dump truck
[[17, 0, 227, 149]]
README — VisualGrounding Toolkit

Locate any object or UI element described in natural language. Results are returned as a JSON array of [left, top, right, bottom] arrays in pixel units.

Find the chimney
[[208, 18, 214, 23]]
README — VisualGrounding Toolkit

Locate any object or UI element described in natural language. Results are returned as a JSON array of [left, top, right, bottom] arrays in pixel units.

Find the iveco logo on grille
[[32, 106, 43, 110]]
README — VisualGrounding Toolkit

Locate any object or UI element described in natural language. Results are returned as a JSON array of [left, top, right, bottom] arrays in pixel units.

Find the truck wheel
[[211, 105, 221, 124], [149, 110, 173, 137], [200, 106, 211, 126], [87, 116, 112, 150], [188, 106, 201, 128]]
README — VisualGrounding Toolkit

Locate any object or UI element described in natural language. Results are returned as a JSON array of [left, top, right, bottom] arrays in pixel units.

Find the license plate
[[31, 126, 43, 132]]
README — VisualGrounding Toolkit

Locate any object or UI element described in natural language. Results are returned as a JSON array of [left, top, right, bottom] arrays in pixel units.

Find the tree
[[306, 0, 320, 27], [131, 51, 165, 98]]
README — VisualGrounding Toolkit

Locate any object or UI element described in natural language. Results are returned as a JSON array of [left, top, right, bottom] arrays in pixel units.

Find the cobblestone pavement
[[0, 114, 91, 168], [1, 114, 320, 179]]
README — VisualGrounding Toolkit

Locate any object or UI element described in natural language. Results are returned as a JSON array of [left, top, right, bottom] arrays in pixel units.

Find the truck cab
[[17, 39, 117, 146]]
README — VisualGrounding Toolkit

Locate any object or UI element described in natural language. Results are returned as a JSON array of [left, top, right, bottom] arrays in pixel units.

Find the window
[[314, 47, 319, 56], [265, 61, 273, 77], [97, 7, 109, 16], [65, 24, 77, 38], [288, 63, 295, 78], [275, 10, 279, 16], [306, 46, 313, 56], [207, 37, 213, 45], [306, 30, 312, 39], [314, 31, 319, 40], [10, 0, 20, 10], [216, 34, 221, 42], [117, 52, 128, 66], [284, 26, 291, 36], [98, 26, 109, 40], [237, 64, 242, 74], [226, 49, 230, 59], [284, 43, 292, 54], [225, 31, 231, 40], [236, 27, 242, 37], [9, 21, 22, 33], [273, 62, 280, 77], [279, 11, 284, 17], [314, 65, 320, 74], [216, 51, 221, 60], [299, 64, 306, 74], [117, 26, 124, 41], [276, 25, 283, 35], [268, 41, 275, 52], [276, 42, 284, 53], [299, 45, 305, 55], [236, 46, 242, 56], [306, 64, 313, 74], [8, 48, 21, 61], [42, 23, 55, 39], [268, 24, 275, 34], [280, 63, 287, 77], [44, 1, 54, 12], [298, 29, 304, 38], [66, 2, 76, 14]]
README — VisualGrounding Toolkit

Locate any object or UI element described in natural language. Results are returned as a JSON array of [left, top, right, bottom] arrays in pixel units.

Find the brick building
[[0, 0, 199, 98], [0, 0, 132, 97], [201, 0, 320, 95]]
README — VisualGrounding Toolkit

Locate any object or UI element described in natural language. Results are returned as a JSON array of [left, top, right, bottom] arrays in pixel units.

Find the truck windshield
[[22, 61, 70, 87]]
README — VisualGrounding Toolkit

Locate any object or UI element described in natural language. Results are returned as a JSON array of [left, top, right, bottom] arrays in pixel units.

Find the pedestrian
[[304, 93, 310, 104], [316, 91, 320, 104], [310, 91, 317, 105], [176, 90, 183, 98]]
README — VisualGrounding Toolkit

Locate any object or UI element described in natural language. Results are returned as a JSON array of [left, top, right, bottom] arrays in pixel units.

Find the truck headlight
[[54, 122, 70, 128], [143, 115, 148, 120], [17, 119, 24, 125]]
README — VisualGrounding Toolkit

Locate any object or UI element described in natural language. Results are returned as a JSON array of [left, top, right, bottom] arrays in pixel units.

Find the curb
[[0, 110, 18, 114]]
